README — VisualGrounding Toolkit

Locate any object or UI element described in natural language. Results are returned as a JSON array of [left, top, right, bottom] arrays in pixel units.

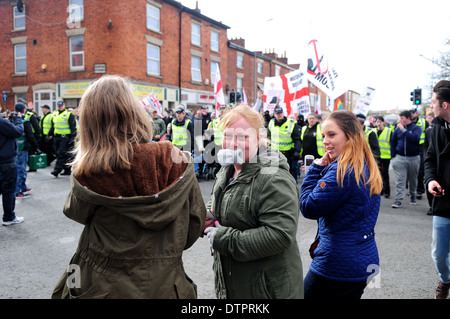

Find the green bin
[[29, 154, 47, 170]]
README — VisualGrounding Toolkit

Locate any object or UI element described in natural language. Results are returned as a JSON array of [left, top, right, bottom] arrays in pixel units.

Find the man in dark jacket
[[390, 110, 422, 208], [0, 111, 24, 225], [13, 103, 40, 198], [424, 80, 450, 299]]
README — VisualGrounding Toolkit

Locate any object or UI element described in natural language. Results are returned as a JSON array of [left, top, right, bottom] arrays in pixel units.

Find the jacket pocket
[[66, 252, 112, 299], [251, 270, 272, 299]]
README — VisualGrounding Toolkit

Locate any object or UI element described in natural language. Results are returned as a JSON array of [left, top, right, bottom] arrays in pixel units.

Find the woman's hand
[[314, 151, 332, 167]]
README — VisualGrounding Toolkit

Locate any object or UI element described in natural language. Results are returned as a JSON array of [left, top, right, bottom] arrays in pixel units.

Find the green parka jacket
[[207, 148, 303, 299], [52, 143, 205, 299]]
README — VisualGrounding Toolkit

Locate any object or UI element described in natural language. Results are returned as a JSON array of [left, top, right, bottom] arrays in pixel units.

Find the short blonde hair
[[72, 75, 153, 176], [219, 104, 268, 147]]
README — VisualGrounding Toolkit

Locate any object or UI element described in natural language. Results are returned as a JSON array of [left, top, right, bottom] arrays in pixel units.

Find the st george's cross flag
[[263, 69, 310, 117], [214, 65, 226, 112]]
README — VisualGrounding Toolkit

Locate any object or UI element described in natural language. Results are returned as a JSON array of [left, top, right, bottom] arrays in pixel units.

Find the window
[[211, 30, 219, 52], [191, 56, 201, 82], [147, 43, 160, 75], [191, 22, 201, 46], [14, 44, 26, 74], [13, 5, 26, 30], [146, 3, 160, 32], [236, 78, 243, 94], [237, 55, 243, 68], [275, 65, 281, 76], [70, 36, 84, 70], [211, 62, 218, 84], [15, 93, 27, 105], [68, 0, 84, 22], [257, 61, 263, 74]]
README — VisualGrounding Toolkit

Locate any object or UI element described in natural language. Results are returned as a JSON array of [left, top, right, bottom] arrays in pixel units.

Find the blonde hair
[[71, 75, 153, 176], [326, 111, 382, 196], [219, 104, 268, 146]]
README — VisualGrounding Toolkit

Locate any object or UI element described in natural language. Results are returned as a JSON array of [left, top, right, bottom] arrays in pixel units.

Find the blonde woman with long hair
[[52, 75, 205, 299], [300, 110, 382, 299]]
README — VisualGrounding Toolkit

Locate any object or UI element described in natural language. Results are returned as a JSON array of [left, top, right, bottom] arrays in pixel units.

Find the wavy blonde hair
[[71, 75, 153, 176], [326, 111, 382, 196]]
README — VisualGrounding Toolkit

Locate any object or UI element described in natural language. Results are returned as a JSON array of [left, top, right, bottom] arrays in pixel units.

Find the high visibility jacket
[[377, 126, 392, 159], [415, 118, 426, 144], [53, 109, 73, 135], [211, 117, 223, 146], [40, 112, 53, 135], [24, 110, 36, 133], [268, 118, 295, 151], [364, 126, 373, 141], [301, 124, 325, 156], [171, 119, 191, 146]]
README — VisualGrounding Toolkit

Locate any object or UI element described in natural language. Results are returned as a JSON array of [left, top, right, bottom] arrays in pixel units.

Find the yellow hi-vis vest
[[212, 117, 223, 146], [40, 112, 53, 135], [415, 118, 426, 144], [24, 110, 36, 133], [54, 109, 73, 135], [171, 119, 191, 146], [268, 118, 295, 151], [377, 126, 392, 159], [301, 124, 325, 156]]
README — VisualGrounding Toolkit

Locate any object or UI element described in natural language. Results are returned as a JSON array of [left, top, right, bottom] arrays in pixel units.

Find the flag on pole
[[334, 98, 343, 111], [214, 65, 225, 112], [263, 69, 310, 117], [242, 88, 248, 104], [305, 39, 345, 100]]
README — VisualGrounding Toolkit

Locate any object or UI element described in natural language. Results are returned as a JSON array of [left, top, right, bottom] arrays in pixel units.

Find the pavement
[[0, 164, 439, 299]]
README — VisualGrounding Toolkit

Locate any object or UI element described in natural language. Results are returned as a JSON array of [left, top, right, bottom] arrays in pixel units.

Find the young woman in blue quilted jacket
[[300, 110, 382, 299]]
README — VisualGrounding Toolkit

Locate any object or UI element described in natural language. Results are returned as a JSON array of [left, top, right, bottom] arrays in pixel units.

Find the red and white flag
[[214, 65, 225, 112], [263, 69, 310, 117]]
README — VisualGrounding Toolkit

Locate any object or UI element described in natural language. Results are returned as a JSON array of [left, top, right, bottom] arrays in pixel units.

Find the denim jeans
[[431, 216, 450, 284], [0, 161, 18, 222], [392, 155, 420, 202], [15, 150, 28, 195]]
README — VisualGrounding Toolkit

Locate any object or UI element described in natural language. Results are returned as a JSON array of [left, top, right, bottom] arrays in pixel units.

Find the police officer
[[268, 106, 301, 182], [375, 116, 393, 198], [411, 108, 429, 198], [356, 113, 381, 162], [300, 113, 325, 160], [48, 101, 77, 177], [169, 106, 194, 153], [205, 105, 226, 176], [23, 103, 41, 172], [39, 105, 55, 166]]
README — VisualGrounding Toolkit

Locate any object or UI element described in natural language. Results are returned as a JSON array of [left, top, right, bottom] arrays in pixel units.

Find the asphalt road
[[0, 164, 438, 299]]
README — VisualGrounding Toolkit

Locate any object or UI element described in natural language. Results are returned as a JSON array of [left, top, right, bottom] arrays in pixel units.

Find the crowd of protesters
[[1, 76, 449, 300]]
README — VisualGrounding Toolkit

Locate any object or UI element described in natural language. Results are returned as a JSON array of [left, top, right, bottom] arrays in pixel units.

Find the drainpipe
[[178, 3, 184, 105]]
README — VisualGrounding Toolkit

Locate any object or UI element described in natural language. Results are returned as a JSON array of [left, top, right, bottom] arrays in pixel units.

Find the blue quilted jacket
[[300, 160, 380, 282]]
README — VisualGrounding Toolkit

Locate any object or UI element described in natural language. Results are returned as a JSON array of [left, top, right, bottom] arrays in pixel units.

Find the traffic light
[[229, 91, 236, 104], [229, 91, 241, 104], [410, 89, 422, 105]]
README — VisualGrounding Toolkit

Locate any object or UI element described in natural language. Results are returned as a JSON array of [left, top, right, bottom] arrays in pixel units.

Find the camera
[[8, 111, 18, 121]]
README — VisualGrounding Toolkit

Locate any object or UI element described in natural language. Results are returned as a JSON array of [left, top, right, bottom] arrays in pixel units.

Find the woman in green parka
[[204, 104, 303, 299]]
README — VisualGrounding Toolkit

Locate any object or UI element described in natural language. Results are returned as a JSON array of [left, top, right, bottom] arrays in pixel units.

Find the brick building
[[0, 0, 349, 117]]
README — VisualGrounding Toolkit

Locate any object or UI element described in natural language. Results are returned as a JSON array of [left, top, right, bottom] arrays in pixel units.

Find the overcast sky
[[182, 0, 450, 111]]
